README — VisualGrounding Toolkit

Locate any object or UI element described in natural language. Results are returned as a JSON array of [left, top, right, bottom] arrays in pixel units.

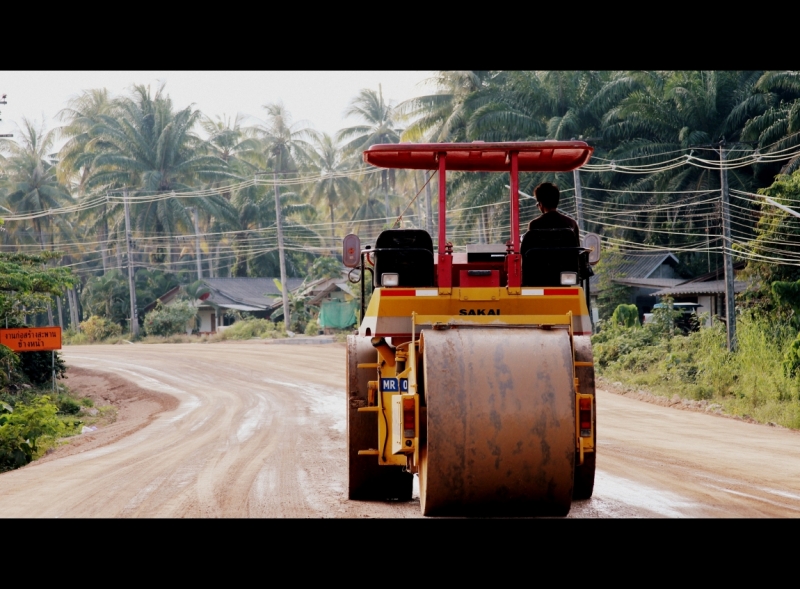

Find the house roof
[[651, 280, 750, 297], [612, 277, 685, 289], [143, 285, 182, 314], [267, 275, 356, 310], [202, 277, 305, 311], [590, 250, 681, 289], [615, 251, 680, 279]]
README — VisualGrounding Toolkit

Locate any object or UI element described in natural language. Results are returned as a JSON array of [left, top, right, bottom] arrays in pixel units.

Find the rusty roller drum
[[419, 328, 576, 516]]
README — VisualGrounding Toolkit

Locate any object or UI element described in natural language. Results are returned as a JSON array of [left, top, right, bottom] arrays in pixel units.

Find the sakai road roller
[[344, 141, 599, 516]]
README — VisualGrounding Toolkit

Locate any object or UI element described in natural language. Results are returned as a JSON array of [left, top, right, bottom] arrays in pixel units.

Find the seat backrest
[[521, 228, 582, 287], [373, 229, 435, 288]]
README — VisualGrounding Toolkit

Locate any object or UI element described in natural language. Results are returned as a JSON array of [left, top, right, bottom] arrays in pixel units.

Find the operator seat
[[373, 229, 435, 288], [521, 228, 585, 287]]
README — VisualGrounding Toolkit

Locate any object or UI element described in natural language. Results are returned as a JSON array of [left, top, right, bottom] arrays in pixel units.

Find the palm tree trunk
[[99, 204, 109, 274], [56, 296, 64, 328], [330, 204, 336, 251]]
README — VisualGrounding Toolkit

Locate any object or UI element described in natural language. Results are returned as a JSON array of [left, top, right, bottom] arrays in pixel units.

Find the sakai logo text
[[459, 309, 501, 315]]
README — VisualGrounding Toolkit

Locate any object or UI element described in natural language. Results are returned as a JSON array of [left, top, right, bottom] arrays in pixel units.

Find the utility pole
[[572, 168, 585, 236], [719, 140, 736, 352], [124, 189, 139, 337], [273, 171, 290, 332], [192, 206, 203, 280]]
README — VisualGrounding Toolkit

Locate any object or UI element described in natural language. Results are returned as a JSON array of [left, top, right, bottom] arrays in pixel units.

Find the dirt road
[[1, 341, 799, 517]]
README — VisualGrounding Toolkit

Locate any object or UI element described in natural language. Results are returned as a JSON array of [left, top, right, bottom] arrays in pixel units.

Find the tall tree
[[1, 118, 74, 251], [309, 133, 361, 247], [83, 83, 238, 270], [398, 71, 491, 142], [337, 86, 403, 218]]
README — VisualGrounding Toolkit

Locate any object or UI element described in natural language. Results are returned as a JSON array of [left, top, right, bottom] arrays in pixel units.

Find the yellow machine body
[[345, 140, 597, 516]]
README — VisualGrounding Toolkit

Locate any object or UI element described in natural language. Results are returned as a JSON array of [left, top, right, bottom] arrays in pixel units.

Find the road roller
[[343, 141, 598, 516]]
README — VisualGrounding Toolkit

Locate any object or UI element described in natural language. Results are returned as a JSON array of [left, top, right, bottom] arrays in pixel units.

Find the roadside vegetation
[[594, 300, 800, 428], [0, 249, 87, 471]]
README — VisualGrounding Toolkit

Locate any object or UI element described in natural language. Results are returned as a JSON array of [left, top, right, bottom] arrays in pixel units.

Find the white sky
[[0, 71, 436, 145]]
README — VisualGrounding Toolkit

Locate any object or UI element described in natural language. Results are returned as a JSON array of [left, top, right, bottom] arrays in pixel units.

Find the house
[[589, 250, 686, 322], [268, 274, 359, 333], [145, 277, 304, 334], [649, 261, 750, 326]]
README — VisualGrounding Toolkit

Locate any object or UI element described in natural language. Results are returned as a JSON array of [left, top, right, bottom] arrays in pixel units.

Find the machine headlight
[[560, 272, 578, 286], [382, 273, 399, 287]]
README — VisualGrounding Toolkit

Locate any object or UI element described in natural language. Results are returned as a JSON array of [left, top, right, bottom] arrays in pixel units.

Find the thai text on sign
[[0, 327, 62, 351]]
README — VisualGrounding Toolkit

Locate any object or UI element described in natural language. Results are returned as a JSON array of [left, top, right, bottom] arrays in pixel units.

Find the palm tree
[[596, 70, 767, 251], [742, 71, 800, 175], [84, 83, 238, 270], [337, 85, 403, 218], [1, 118, 73, 250], [55, 89, 120, 274], [397, 71, 491, 142], [309, 133, 361, 247], [252, 102, 318, 175]]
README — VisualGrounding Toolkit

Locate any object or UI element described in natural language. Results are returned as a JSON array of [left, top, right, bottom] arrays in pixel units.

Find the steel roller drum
[[420, 328, 575, 516]]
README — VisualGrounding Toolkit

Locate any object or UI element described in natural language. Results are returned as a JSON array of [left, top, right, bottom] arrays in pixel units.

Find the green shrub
[[305, 319, 320, 336], [0, 396, 68, 472], [80, 315, 123, 342], [143, 301, 197, 337], [611, 304, 640, 328], [221, 318, 283, 340], [56, 395, 81, 415], [63, 331, 89, 345], [784, 333, 800, 379], [19, 351, 67, 386]]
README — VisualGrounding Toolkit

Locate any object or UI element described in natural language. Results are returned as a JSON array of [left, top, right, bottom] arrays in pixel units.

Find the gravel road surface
[[0, 341, 798, 518]]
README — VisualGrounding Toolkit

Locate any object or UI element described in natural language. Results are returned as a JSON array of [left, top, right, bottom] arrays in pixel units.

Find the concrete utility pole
[[719, 140, 736, 352], [192, 206, 203, 280], [573, 169, 585, 236], [124, 189, 139, 337], [273, 172, 291, 332]]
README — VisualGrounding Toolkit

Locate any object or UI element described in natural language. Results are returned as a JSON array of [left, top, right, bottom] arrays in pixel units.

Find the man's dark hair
[[534, 182, 560, 209]]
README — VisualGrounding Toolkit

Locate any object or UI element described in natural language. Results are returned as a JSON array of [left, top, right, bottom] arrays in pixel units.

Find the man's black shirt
[[527, 210, 580, 245]]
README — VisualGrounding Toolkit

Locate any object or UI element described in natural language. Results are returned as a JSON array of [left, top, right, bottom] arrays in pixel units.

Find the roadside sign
[[0, 327, 62, 352]]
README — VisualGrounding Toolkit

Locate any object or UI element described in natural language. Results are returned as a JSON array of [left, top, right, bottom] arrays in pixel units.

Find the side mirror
[[582, 233, 601, 265], [342, 233, 361, 268]]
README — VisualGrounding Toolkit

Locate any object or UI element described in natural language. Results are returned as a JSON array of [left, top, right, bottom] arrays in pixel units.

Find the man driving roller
[[527, 182, 580, 245]]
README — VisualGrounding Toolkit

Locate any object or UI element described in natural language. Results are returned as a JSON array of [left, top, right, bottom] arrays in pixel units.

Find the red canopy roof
[[363, 141, 593, 172]]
